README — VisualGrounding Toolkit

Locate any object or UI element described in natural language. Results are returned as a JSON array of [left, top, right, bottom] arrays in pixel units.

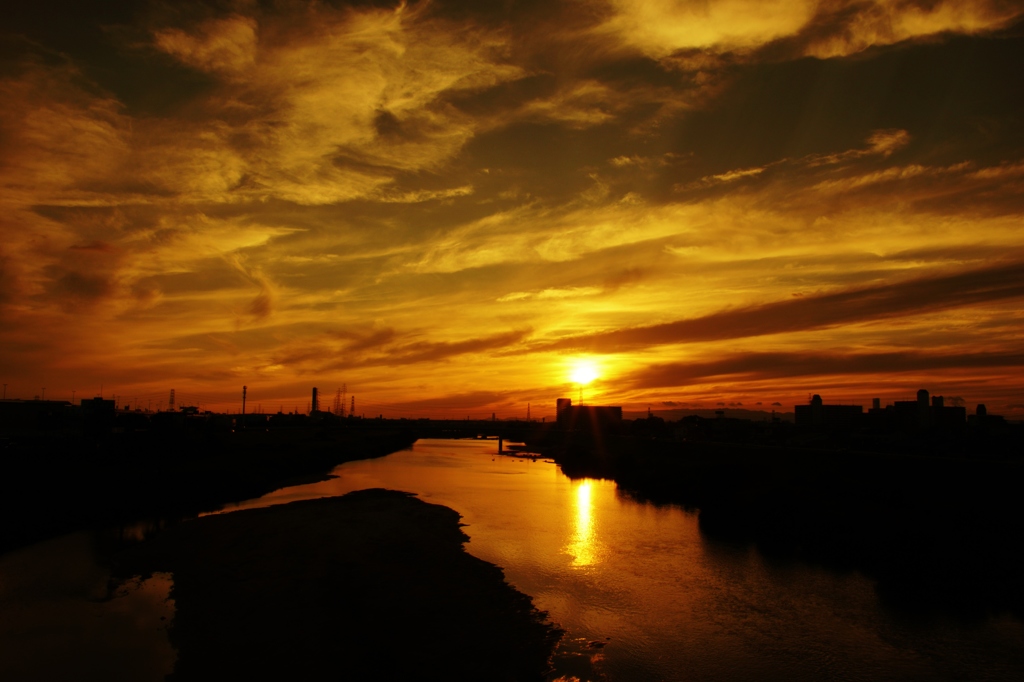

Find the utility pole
[[242, 385, 247, 429]]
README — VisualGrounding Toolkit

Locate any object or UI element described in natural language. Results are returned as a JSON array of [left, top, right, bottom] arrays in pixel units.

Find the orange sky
[[2, 0, 1023, 418]]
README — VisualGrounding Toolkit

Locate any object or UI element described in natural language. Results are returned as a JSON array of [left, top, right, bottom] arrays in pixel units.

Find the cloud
[[47, 269, 114, 307], [339, 327, 400, 354], [375, 329, 531, 366], [227, 255, 274, 321], [687, 165, 767, 189], [0, 60, 130, 202], [677, 128, 912, 192], [527, 262, 1024, 353], [597, 0, 817, 57], [141, 2, 530, 206], [799, 0, 1024, 59], [805, 128, 912, 166], [280, 327, 534, 374], [498, 286, 602, 302], [627, 349, 1024, 389], [602, 267, 646, 290], [597, 0, 1024, 61], [514, 80, 627, 128], [373, 185, 475, 203], [0, 252, 17, 306], [153, 15, 258, 75]]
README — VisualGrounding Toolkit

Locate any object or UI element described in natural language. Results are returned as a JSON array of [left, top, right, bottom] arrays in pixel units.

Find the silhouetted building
[[0, 399, 74, 433], [556, 398, 572, 417], [891, 389, 930, 431], [968, 403, 1007, 429], [555, 398, 622, 432], [929, 395, 966, 432], [888, 389, 965, 432], [795, 394, 863, 430], [80, 397, 115, 415]]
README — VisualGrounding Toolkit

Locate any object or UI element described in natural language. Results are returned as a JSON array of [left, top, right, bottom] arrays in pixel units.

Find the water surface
[[0, 530, 174, 682], [218, 438, 1024, 681]]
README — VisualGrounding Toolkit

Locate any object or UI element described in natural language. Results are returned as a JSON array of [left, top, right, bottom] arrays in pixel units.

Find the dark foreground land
[[114, 488, 561, 681], [0, 426, 417, 553]]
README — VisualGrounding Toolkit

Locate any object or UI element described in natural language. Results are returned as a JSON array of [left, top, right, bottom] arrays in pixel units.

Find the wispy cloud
[[596, 0, 1024, 60], [628, 349, 1024, 389], [153, 15, 258, 75], [526, 262, 1024, 353]]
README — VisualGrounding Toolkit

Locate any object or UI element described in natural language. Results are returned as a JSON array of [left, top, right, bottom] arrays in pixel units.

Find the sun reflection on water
[[567, 480, 597, 567]]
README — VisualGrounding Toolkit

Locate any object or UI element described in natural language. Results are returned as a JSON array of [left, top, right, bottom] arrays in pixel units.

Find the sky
[[2, 0, 1023, 418]]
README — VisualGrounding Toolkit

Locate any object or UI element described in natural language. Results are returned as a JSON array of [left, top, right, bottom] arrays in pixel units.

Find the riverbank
[[114, 488, 561, 681], [0, 427, 418, 553], [548, 436, 1024, 619]]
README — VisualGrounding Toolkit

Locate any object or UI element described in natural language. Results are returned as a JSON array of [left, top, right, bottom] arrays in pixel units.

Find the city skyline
[[2, 1, 1024, 418]]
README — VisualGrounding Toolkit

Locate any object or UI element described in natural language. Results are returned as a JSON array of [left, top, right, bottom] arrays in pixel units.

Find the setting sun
[[570, 360, 600, 386]]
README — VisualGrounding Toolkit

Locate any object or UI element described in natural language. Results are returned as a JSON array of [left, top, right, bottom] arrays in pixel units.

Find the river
[[3, 438, 1023, 680]]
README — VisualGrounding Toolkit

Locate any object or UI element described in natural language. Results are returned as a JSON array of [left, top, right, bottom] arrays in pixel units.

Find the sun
[[570, 359, 599, 385]]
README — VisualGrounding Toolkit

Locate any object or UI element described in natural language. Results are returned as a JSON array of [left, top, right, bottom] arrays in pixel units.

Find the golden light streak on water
[[567, 480, 597, 567]]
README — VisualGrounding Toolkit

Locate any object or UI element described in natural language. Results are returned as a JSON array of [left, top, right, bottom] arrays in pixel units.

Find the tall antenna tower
[[341, 383, 347, 417], [169, 389, 175, 412], [350, 395, 355, 417], [334, 388, 341, 415], [311, 387, 319, 413]]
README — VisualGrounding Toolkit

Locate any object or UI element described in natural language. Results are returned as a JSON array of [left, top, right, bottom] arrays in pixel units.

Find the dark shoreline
[[114, 488, 562, 681], [0, 426, 418, 554], [541, 435, 1024, 620]]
